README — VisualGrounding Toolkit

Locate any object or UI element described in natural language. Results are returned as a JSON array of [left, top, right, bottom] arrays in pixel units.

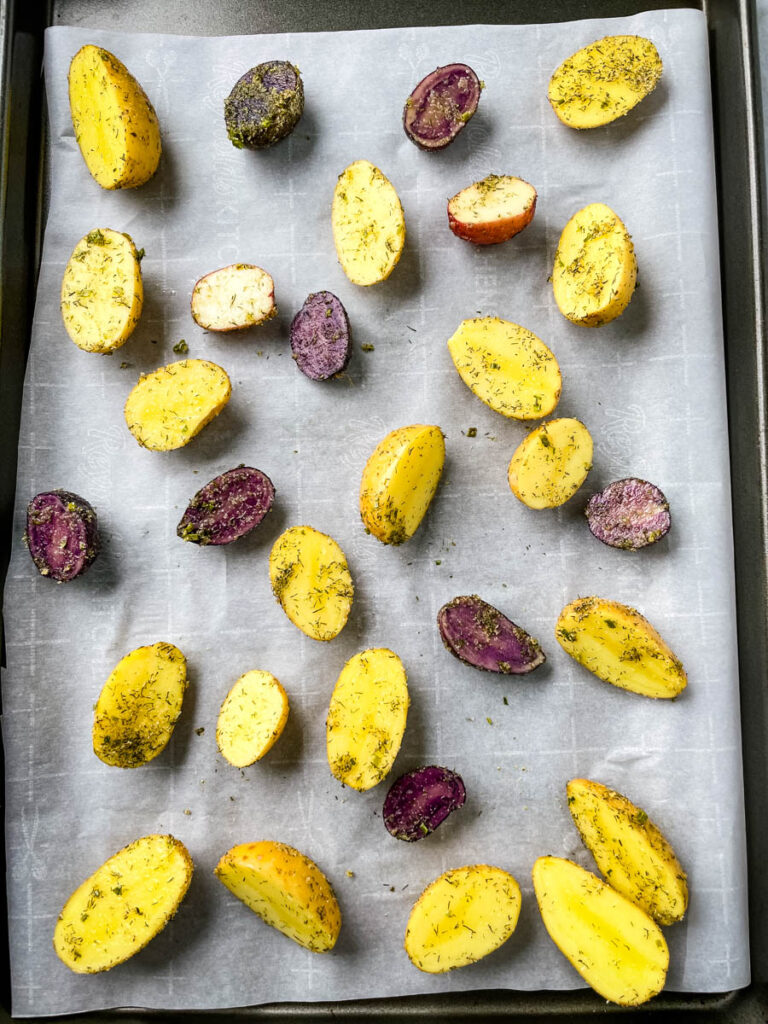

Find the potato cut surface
[[448, 175, 537, 245], [68, 44, 161, 189], [556, 596, 687, 699], [360, 424, 445, 544], [217, 670, 289, 768], [405, 865, 521, 973], [447, 317, 561, 419], [215, 840, 341, 952], [93, 642, 187, 768], [549, 35, 663, 129], [191, 264, 276, 331], [553, 203, 636, 326], [53, 834, 193, 973], [326, 647, 409, 791], [567, 778, 688, 924], [269, 525, 353, 641], [508, 418, 592, 509], [533, 856, 668, 1005], [332, 159, 406, 285], [124, 358, 231, 451]]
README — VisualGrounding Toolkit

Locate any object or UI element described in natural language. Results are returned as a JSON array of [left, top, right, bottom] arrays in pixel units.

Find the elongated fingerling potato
[[177, 466, 275, 545], [448, 176, 536, 245], [556, 596, 687, 699], [437, 594, 545, 674], [191, 264, 276, 331], [332, 160, 405, 285], [53, 834, 193, 973], [508, 418, 593, 509], [216, 670, 289, 768]]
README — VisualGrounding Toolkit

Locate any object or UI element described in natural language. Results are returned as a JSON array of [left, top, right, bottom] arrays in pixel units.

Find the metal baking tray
[[0, 0, 765, 1019]]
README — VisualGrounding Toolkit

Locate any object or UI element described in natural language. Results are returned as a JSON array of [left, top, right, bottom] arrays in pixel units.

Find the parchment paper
[[2, 9, 749, 1015]]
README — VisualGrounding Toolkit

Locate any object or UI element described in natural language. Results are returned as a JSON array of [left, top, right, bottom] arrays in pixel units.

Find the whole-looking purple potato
[[383, 765, 466, 842], [224, 60, 304, 149], [177, 466, 275, 546], [25, 490, 99, 582], [403, 63, 481, 150], [290, 291, 351, 380], [585, 478, 671, 551], [438, 594, 545, 674]]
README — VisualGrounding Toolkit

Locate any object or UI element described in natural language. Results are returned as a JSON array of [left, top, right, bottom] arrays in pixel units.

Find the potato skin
[[403, 64, 481, 149], [332, 160, 405, 286], [25, 490, 99, 582], [224, 61, 304, 149], [447, 175, 537, 245], [438, 594, 545, 674], [508, 418, 593, 509]]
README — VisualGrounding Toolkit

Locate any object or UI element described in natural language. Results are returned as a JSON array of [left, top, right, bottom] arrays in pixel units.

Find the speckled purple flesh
[[585, 478, 671, 551], [437, 594, 546, 674], [177, 467, 275, 545], [25, 490, 99, 582], [403, 63, 481, 150], [290, 291, 351, 380], [383, 765, 466, 841]]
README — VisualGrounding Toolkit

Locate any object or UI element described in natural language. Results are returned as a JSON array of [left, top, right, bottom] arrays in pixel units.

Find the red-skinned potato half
[[448, 175, 537, 245]]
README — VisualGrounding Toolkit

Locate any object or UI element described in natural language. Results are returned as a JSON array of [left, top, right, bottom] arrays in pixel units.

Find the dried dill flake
[[173, 339, 189, 354]]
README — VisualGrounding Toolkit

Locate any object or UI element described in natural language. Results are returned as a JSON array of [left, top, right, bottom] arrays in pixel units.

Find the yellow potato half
[[332, 159, 406, 285], [508, 418, 592, 509], [216, 670, 290, 768]]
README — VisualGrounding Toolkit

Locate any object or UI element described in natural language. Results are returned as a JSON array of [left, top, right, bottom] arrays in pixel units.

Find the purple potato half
[[403, 63, 481, 150], [177, 466, 275, 545], [25, 490, 99, 582], [585, 478, 671, 551], [224, 60, 304, 149], [290, 291, 351, 380], [383, 765, 466, 842], [437, 594, 545, 674]]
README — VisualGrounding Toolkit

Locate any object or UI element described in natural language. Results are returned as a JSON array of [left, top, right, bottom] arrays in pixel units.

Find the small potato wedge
[[290, 291, 351, 380], [124, 359, 231, 451], [567, 778, 688, 925], [53, 834, 193, 973], [327, 647, 409, 791], [191, 264, 276, 331], [447, 317, 561, 419], [508, 418, 593, 509], [403, 63, 481, 150], [360, 424, 445, 544], [224, 61, 304, 149], [448, 176, 537, 245], [556, 596, 687, 699], [332, 159, 406, 286], [383, 765, 466, 842], [25, 490, 99, 582], [269, 525, 353, 641], [437, 594, 545, 674], [585, 478, 671, 550], [405, 865, 521, 973], [552, 203, 636, 326], [68, 45, 161, 189], [177, 466, 275, 545], [216, 670, 289, 768], [533, 856, 668, 1006], [549, 36, 663, 130], [93, 642, 187, 768], [215, 840, 341, 952]]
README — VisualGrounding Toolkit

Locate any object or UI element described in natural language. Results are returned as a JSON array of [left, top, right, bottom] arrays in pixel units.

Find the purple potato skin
[[438, 594, 545, 675], [290, 292, 351, 380], [25, 490, 99, 582], [585, 478, 671, 551], [224, 61, 304, 149], [383, 765, 466, 842], [403, 64, 481, 150], [177, 466, 275, 546]]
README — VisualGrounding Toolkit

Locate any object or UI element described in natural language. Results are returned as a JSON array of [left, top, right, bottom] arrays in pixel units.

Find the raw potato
[[53, 834, 193, 973], [224, 61, 304, 149], [567, 778, 688, 925], [360, 424, 445, 544], [326, 647, 409, 791], [93, 642, 187, 768], [215, 841, 340, 952], [549, 35, 663, 129], [216, 670, 289, 768], [532, 856, 668, 1006], [556, 596, 687, 699], [124, 359, 231, 451], [403, 63, 481, 150], [190, 264, 276, 331], [405, 865, 521, 973], [61, 228, 143, 353], [68, 44, 161, 189], [552, 203, 636, 326], [383, 765, 466, 842], [25, 490, 99, 582], [447, 317, 561, 420], [269, 525, 354, 641], [508, 418, 593, 509], [448, 176, 537, 245], [585, 478, 671, 550], [437, 594, 545, 674], [177, 466, 275, 545], [290, 291, 352, 380], [332, 159, 406, 286]]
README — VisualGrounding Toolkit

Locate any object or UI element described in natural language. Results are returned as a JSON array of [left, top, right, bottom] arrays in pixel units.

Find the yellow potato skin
[[326, 647, 409, 791], [360, 424, 445, 544], [508, 418, 592, 509], [552, 203, 637, 326], [215, 841, 341, 952], [216, 670, 290, 768], [405, 865, 521, 973], [53, 835, 193, 973], [68, 44, 161, 189], [332, 159, 406, 285], [567, 778, 688, 925], [533, 856, 668, 1006], [556, 597, 687, 699], [549, 35, 663, 130]]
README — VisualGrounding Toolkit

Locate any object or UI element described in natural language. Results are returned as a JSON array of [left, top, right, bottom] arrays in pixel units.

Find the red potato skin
[[448, 192, 537, 245]]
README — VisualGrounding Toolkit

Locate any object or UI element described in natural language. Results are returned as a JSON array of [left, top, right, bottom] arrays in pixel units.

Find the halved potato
[[508, 418, 592, 509], [448, 175, 537, 245], [332, 159, 406, 285], [191, 264, 276, 331], [216, 670, 289, 768]]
